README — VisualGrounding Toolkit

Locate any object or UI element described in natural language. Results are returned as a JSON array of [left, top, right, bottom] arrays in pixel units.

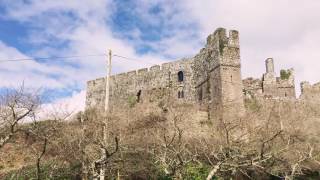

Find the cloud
[[181, 0, 320, 85], [0, 0, 172, 113], [37, 90, 86, 120], [0, 0, 319, 112], [0, 0, 169, 88], [0, 41, 67, 89]]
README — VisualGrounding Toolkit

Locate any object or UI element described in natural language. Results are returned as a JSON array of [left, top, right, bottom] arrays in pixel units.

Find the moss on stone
[[219, 40, 225, 55], [280, 69, 291, 80]]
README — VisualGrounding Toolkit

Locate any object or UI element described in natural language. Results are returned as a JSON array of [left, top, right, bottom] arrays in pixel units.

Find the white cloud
[[181, 0, 320, 88], [1, 1, 168, 81], [38, 90, 86, 120], [1, 0, 320, 111], [0, 41, 66, 88]]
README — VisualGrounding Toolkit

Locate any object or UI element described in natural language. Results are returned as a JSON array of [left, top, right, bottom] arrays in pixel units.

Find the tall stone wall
[[86, 58, 196, 112], [86, 28, 246, 121], [243, 58, 295, 99], [300, 81, 320, 101], [243, 78, 263, 98], [193, 28, 245, 120]]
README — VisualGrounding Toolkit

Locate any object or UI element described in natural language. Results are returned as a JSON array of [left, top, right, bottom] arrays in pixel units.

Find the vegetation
[[128, 95, 137, 108], [244, 97, 261, 112], [1, 86, 320, 179], [280, 69, 291, 80]]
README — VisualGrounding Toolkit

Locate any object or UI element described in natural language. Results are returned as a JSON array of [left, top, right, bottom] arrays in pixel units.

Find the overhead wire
[[113, 54, 159, 66], [0, 51, 258, 106], [0, 54, 106, 63]]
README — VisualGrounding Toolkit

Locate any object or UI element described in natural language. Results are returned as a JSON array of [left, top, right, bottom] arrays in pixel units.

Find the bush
[[280, 69, 291, 80], [182, 164, 216, 180], [245, 98, 261, 112], [2, 162, 82, 180], [128, 95, 137, 108]]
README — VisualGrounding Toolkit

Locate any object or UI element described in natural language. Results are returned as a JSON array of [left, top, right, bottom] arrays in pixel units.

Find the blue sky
[[0, 0, 320, 111]]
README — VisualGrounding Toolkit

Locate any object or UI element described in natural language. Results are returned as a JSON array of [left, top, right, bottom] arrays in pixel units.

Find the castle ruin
[[86, 28, 319, 121], [243, 58, 295, 99]]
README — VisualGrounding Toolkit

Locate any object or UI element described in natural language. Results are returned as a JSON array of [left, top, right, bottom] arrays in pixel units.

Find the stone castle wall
[[300, 81, 320, 101], [243, 58, 295, 99], [86, 58, 196, 111], [193, 28, 244, 119], [86, 28, 245, 120], [86, 27, 319, 122]]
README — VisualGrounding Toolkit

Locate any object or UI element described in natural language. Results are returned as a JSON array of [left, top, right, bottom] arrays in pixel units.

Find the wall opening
[[178, 71, 184, 82], [198, 87, 203, 101], [178, 90, 184, 98], [137, 90, 142, 102]]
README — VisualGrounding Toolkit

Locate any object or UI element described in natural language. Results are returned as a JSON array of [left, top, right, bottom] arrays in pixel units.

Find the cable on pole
[[113, 54, 158, 66], [0, 54, 106, 63]]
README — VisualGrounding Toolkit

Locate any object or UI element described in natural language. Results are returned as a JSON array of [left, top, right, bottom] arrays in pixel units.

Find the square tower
[[205, 28, 245, 120]]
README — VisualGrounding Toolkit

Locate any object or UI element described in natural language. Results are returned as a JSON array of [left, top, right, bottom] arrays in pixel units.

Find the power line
[[113, 54, 158, 66], [0, 54, 106, 63]]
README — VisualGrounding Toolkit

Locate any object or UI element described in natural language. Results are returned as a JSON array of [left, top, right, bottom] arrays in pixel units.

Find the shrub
[[280, 69, 291, 80], [128, 95, 137, 108], [182, 164, 216, 180]]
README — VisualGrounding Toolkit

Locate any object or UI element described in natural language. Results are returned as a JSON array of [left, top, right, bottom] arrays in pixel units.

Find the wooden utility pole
[[98, 49, 112, 180], [105, 49, 112, 112]]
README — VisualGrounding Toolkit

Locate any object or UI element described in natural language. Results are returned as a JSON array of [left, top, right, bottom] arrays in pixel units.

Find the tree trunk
[[36, 138, 48, 180], [206, 163, 221, 180]]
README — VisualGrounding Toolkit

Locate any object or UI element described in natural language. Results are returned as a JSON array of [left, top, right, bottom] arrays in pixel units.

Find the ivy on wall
[[280, 69, 291, 80]]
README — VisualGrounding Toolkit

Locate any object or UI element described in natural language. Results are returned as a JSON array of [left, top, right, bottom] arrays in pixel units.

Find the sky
[[0, 0, 319, 113]]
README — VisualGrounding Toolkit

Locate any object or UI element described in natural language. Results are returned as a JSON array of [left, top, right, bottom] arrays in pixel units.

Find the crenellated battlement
[[86, 27, 319, 121], [206, 28, 239, 51], [243, 58, 296, 99], [87, 58, 195, 88], [301, 81, 320, 93], [300, 81, 320, 101]]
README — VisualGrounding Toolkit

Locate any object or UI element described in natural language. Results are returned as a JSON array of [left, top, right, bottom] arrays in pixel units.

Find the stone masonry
[[86, 28, 245, 120], [243, 58, 295, 99], [86, 27, 319, 120], [300, 81, 320, 101]]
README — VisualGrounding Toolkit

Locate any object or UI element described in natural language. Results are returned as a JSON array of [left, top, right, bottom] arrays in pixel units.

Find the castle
[[85, 28, 319, 120]]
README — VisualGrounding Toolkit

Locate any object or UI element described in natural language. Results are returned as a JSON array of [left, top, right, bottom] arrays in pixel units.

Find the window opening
[[137, 90, 142, 102], [178, 71, 184, 82]]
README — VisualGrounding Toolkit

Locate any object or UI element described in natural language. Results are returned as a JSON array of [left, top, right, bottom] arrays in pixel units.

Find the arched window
[[178, 71, 184, 82]]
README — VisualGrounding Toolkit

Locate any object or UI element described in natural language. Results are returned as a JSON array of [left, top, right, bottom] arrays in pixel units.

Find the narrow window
[[231, 75, 233, 82], [178, 71, 184, 82], [178, 91, 184, 98], [137, 90, 142, 102], [198, 88, 203, 101]]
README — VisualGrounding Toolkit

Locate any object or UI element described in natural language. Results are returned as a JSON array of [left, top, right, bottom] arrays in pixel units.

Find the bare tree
[[203, 100, 320, 180], [149, 111, 194, 178], [25, 120, 62, 180], [0, 85, 39, 149]]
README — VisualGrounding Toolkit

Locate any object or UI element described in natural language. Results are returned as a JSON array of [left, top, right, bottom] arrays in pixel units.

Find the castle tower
[[206, 28, 245, 120], [266, 58, 275, 73], [263, 58, 276, 82]]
